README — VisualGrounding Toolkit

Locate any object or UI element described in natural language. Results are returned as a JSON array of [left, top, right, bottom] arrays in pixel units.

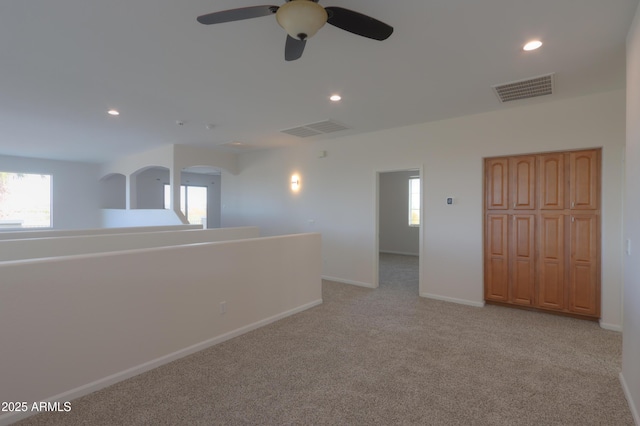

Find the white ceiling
[[0, 0, 637, 163]]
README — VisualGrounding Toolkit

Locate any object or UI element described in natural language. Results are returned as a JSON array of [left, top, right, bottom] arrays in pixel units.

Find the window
[[0, 172, 52, 228], [164, 184, 185, 214], [164, 184, 207, 225], [409, 176, 420, 227]]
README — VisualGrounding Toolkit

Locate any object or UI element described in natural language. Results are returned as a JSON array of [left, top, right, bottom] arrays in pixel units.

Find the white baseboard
[[599, 321, 622, 332], [0, 299, 323, 426], [620, 372, 640, 426], [322, 275, 376, 289], [421, 292, 485, 308]]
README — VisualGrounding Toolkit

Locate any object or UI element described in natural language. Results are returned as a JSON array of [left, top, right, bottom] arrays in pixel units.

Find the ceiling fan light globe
[[276, 0, 328, 40]]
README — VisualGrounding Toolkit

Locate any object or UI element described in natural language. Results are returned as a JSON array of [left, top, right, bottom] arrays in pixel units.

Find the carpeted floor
[[17, 254, 633, 425]]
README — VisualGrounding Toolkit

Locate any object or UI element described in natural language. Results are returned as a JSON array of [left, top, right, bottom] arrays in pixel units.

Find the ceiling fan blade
[[324, 7, 393, 41], [197, 6, 278, 25], [285, 35, 306, 61]]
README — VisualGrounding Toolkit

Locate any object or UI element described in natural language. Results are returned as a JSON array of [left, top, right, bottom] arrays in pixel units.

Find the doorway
[[376, 169, 423, 294]]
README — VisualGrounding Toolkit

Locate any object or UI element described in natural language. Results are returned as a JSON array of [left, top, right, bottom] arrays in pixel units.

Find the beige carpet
[[17, 254, 633, 425]]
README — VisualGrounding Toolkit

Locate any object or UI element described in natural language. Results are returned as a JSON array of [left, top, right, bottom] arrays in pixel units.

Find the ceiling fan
[[197, 0, 393, 61]]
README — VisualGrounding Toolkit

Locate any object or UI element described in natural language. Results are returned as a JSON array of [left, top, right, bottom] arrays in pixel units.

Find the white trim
[[421, 292, 485, 308], [322, 275, 376, 289], [0, 299, 323, 426], [599, 321, 622, 332], [620, 372, 640, 426], [379, 250, 419, 256]]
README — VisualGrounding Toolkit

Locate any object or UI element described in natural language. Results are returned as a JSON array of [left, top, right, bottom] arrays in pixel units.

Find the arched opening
[[132, 166, 170, 210]]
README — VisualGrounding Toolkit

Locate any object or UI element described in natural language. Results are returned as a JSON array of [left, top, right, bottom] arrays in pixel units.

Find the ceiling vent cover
[[281, 119, 349, 138], [492, 73, 555, 103]]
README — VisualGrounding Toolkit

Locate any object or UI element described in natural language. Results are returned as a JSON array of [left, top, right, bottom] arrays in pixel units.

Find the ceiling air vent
[[281, 120, 349, 138], [492, 73, 555, 103]]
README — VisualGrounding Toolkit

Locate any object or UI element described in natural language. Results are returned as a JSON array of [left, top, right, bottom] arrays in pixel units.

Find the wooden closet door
[[484, 149, 600, 320], [570, 150, 598, 210], [539, 153, 564, 210], [485, 214, 509, 301], [511, 156, 536, 210], [486, 158, 509, 210], [511, 215, 535, 305], [538, 213, 565, 310], [569, 215, 599, 316]]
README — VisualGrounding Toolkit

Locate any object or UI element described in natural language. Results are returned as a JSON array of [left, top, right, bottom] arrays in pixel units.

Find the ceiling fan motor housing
[[276, 0, 328, 40]]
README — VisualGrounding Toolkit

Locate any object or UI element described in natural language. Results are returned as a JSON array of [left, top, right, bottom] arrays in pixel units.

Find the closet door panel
[[569, 215, 599, 316], [511, 156, 536, 210], [511, 215, 535, 305], [486, 158, 509, 210], [538, 214, 565, 310], [539, 153, 564, 210], [486, 214, 509, 301], [570, 150, 598, 210]]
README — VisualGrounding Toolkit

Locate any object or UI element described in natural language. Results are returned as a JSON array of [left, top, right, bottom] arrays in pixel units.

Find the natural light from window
[[0, 172, 52, 228], [164, 184, 207, 225], [409, 176, 420, 227]]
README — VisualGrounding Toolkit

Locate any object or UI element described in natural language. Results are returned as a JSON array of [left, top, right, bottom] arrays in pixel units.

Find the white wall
[[173, 144, 238, 175], [100, 173, 126, 209], [0, 154, 101, 229], [0, 233, 321, 425], [379, 170, 419, 255], [135, 168, 222, 228], [0, 224, 201, 240], [101, 144, 238, 181], [100, 208, 187, 227], [135, 167, 170, 209], [101, 144, 173, 177], [222, 89, 625, 327], [101, 145, 232, 226], [622, 4, 640, 423], [0, 227, 259, 261]]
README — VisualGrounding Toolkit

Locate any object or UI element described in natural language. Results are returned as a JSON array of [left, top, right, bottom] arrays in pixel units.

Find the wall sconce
[[291, 174, 300, 191]]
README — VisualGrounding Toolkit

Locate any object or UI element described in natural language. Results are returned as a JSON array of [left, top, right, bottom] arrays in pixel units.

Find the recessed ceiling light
[[329, 94, 341, 102], [107, 109, 120, 116], [523, 40, 542, 51]]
